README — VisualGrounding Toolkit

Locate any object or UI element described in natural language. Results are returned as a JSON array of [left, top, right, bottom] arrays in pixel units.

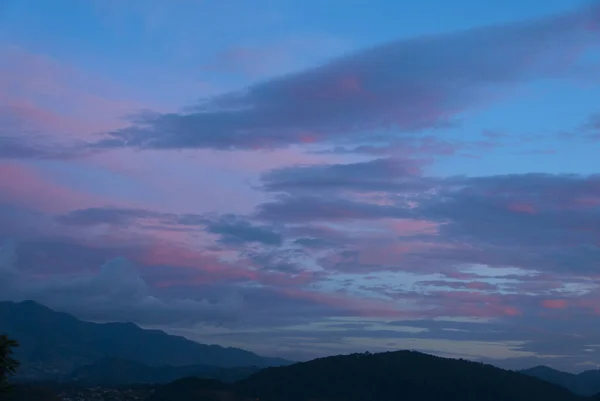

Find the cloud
[[243, 247, 311, 274], [57, 207, 283, 246], [254, 157, 428, 222], [56, 207, 169, 227], [9, 204, 321, 290], [293, 237, 339, 250], [0, 161, 110, 213], [415, 173, 600, 273], [316, 135, 463, 157], [0, 45, 141, 160], [4, 177, 600, 368], [0, 243, 243, 325], [252, 156, 600, 276], [256, 195, 413, 222], [202, 214, 283, 246], [180, 289, 600, 367], [542, 299, 568, 309], [0, 237, 403, 330], [0, 135, 83, 160], [261, 157, 428, 194], [94, 4, 600, 152]]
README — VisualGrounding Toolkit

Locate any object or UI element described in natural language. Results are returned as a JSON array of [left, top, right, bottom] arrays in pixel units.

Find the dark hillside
[[150, 350, 585, 401], [0, 300, 289, 378]]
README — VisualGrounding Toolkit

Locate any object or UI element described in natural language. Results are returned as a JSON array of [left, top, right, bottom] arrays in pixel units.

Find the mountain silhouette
[[521, 365, 600, 396], [0, 300, 289, 378], [149, 350, 587, 401]]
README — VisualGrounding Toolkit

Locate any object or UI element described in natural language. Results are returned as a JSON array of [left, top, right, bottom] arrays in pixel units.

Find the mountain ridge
[[521, 365, 600, 396], [0, 300, 290, 378], [148, 350, 589, 401]]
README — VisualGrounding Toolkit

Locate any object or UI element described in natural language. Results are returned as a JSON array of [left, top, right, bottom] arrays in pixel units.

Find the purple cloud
[[261, 157, 428, 193], [57, 207, 283, 246], [202, 214, 283, 246], [256, 195, 414, 222], [253, 156, 600, 276], [94, 3, 600, 152]]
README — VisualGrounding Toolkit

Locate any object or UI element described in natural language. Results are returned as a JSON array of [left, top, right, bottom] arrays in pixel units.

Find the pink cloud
[[0, 98, 66, 131], [503, 307, 521, 316], [0, 45, 142, 140], [542, 299, 568, 309], [353, 241, 456, 269], [278, 287, 407, 319], [429, 291, 523, 318], [480, 176, 600, 217], [150, 261, 319, 290], [138, 241, 254, 279], [506, 202, 537, 214], [80, 145, 353, 216], [0, 162, 104, 213], [58, 229, 259, 286], [111, 230, 318, 288], [386, 219, 440, 236]]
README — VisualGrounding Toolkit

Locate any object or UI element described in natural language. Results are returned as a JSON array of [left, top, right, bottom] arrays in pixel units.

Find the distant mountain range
[[6, 299, 600, 401], [521, 365, 600, 397], [147, 351, 589, 401], [0, 300, 290, 379]]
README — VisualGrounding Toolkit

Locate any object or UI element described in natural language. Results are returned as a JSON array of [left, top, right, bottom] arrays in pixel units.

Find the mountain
[[521, 365, 600, 396], [67, 357, 260, 384], [0, 300, 289, 378], [520, 366, 577, 391], [149, 350, 586, 401]]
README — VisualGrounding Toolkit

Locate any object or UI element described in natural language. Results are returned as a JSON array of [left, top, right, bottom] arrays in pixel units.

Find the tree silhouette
[[0, 334, 20, 394]]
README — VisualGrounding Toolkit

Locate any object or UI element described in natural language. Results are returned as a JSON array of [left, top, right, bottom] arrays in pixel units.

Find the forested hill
[[149, 350, 589, 401]]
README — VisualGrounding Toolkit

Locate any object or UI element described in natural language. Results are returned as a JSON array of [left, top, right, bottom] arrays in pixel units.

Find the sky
[[1, 0, 600, 373]]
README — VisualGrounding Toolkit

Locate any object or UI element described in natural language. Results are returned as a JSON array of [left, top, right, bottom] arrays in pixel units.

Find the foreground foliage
[[0, 334, 20, 394]]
